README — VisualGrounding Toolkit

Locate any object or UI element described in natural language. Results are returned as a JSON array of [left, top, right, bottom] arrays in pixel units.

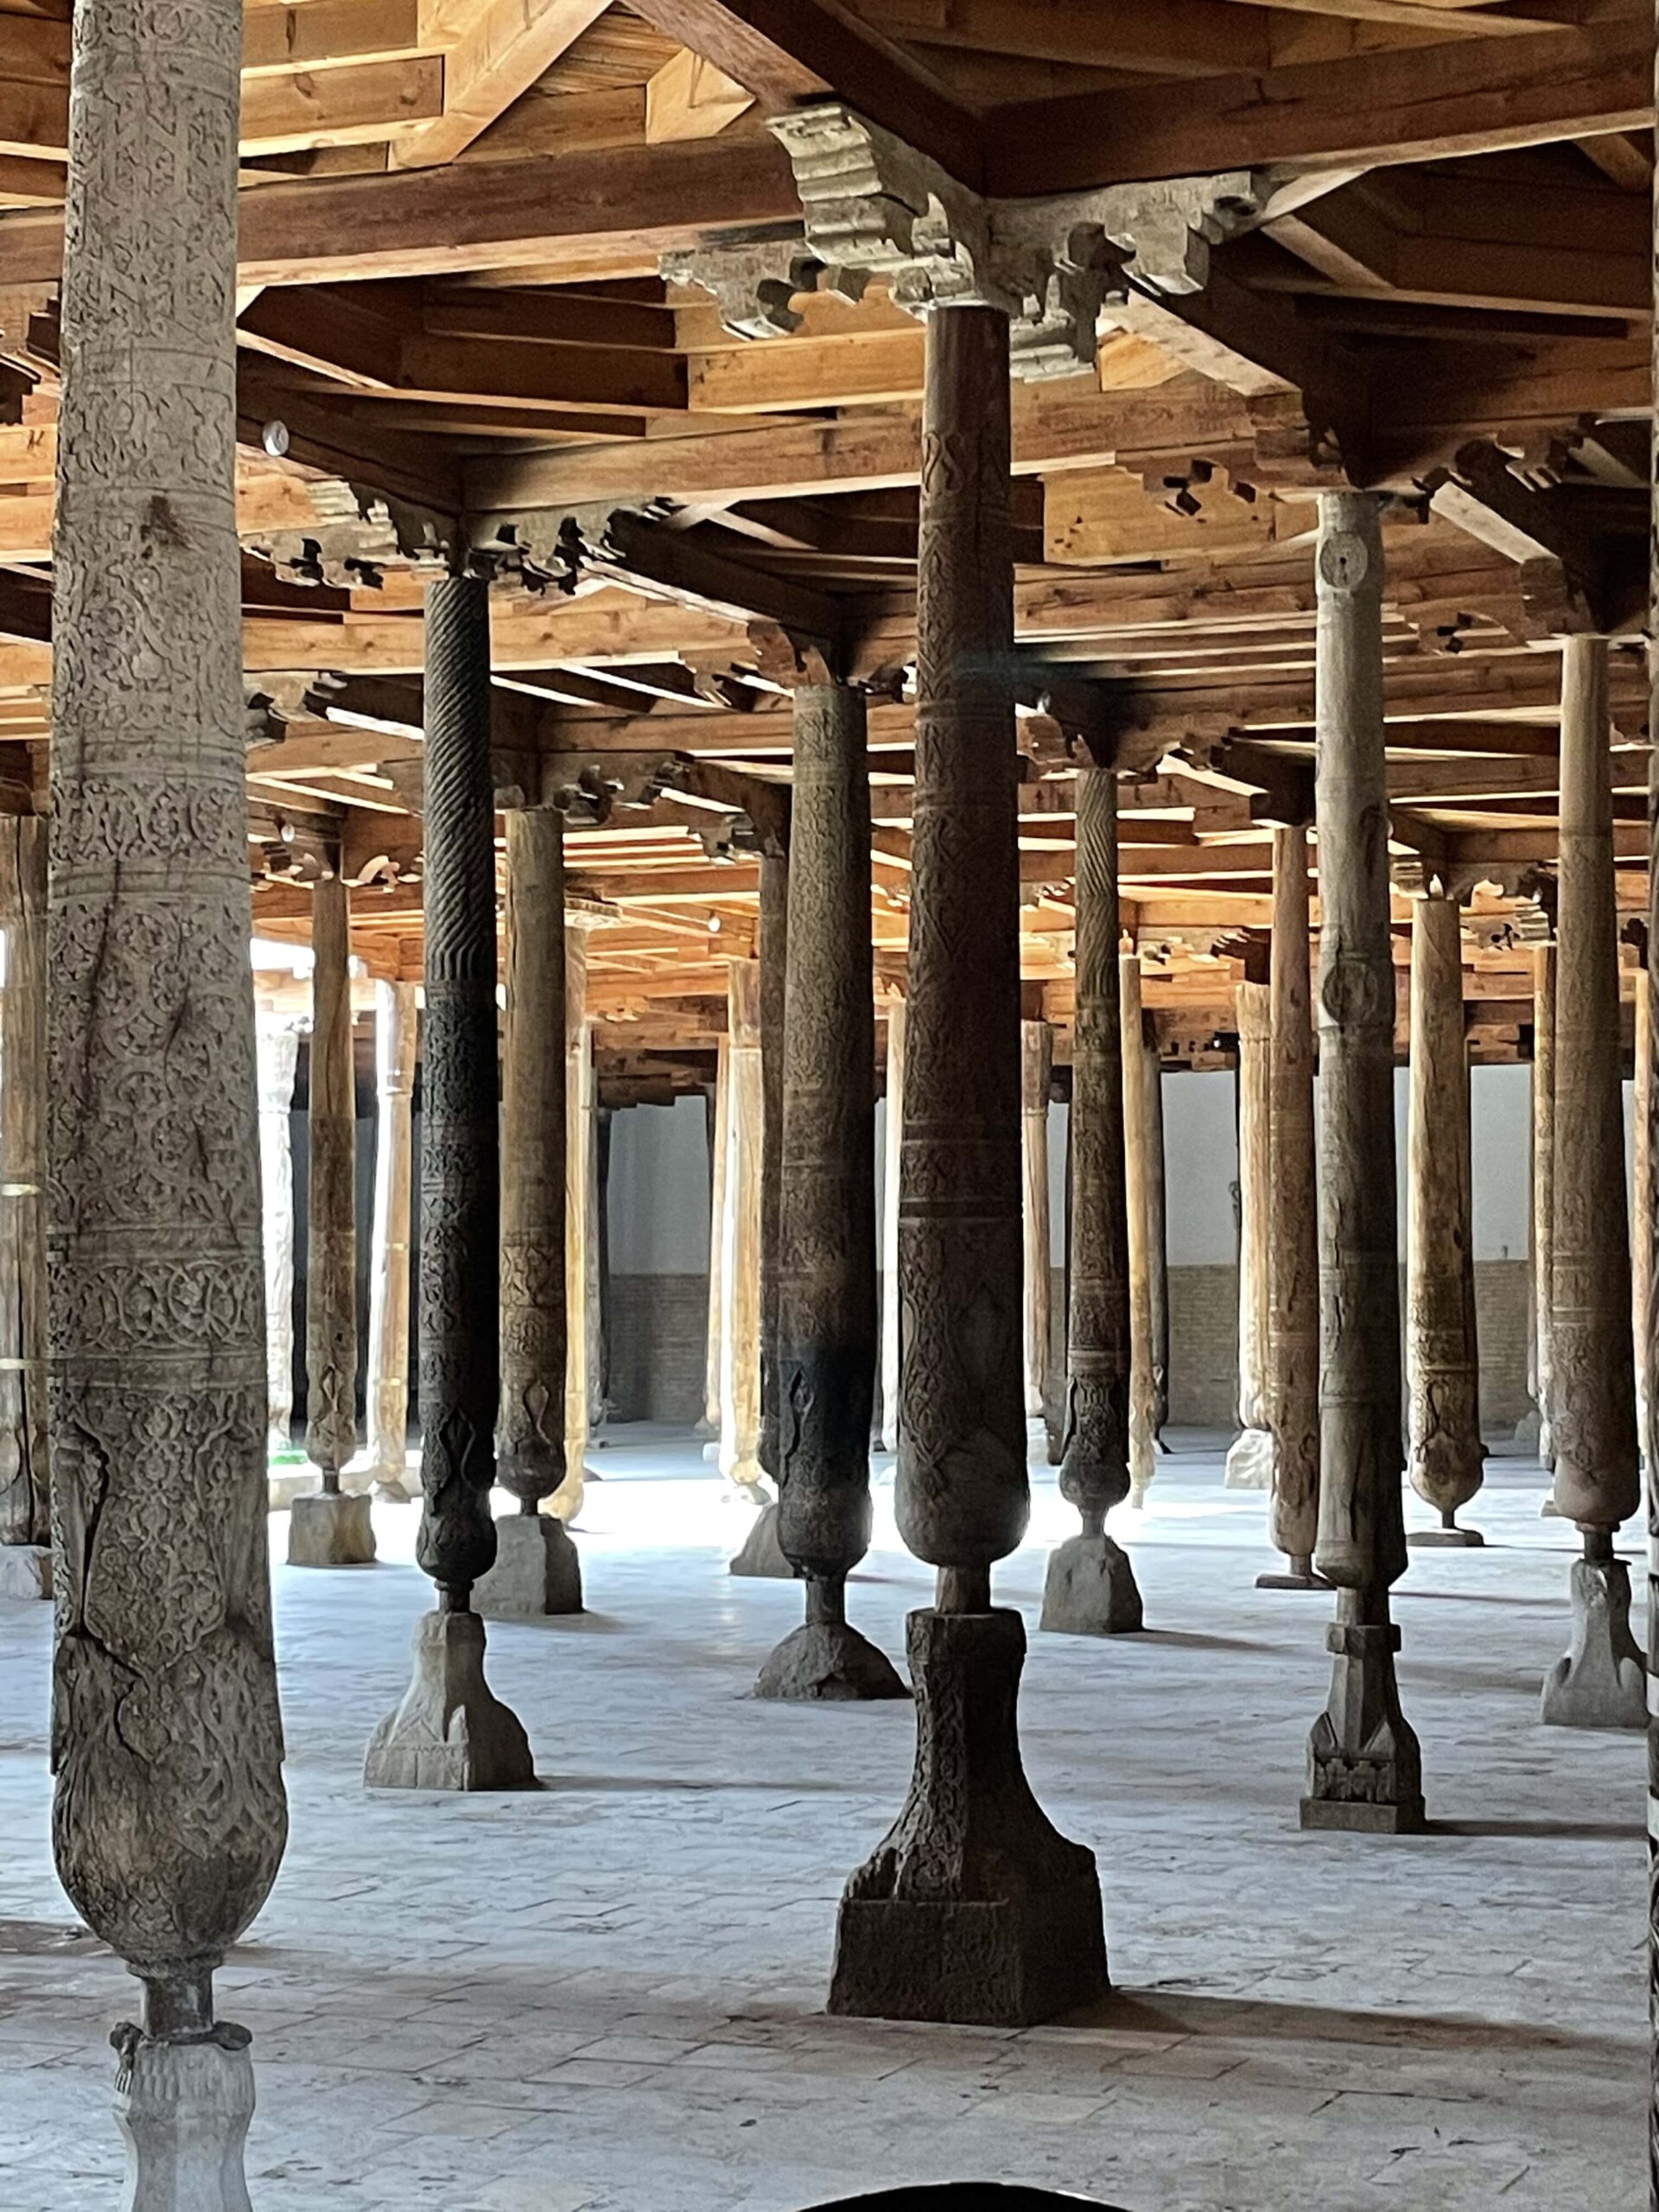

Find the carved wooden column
[[758, 840, 788, 1488], [553, 919, 597, 1522], [256, 1019, 300, 1474], [879, 997, 906, 1453], [1632, 963, 1650, 1462], [1020, 1019, 1054, 1446], [476, 804, 582, 1618], [723, 957, 790, 1573], [1530, 942, 1559, 1465], [1226, 979, 1275, 1491], [830, 303, 1104, 2027], [1142, 1033, 1170, 1447], [365, 979, 416, 1499], [0, 817, 49, 1599], [1041, 760, 1141, 1636], [1541, 632, 1644, 1728], [366, 573, 532, 1792], [1405, 890, 1485, 1546], [757, 683, 904, 1700], [1120, 949, 1157, 1503], [290, 874, 373, 1565], [701, 1038, 729, 1439], [50, 0, 288, 2182], [1300, 492, 1424, 1833], [1260, 824, 1325, 1591]]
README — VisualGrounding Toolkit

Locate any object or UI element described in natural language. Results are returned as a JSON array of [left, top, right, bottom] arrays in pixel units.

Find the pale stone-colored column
[[1225, 979, 1275, 1491], [365, 979, 416, 1498], [724, 957, 790, 1574], [553, 920, 597, 1523], [879, 997, 906, 1452], [1405, 891, 1485, 1546], [1121, 949, 1157, 1503], [0, 816, 48, 1599], [289, 874, 374, 1565], [1542, 632, 1644, 1729], [51, 0, 287, 2178], [1300, 491, 1424, 1833], [701, 1037, 729, 1439], [257, 1020, 301, 1477], [1530, 942, 1558, 1464], [1020, 1018, 1053, 1445]]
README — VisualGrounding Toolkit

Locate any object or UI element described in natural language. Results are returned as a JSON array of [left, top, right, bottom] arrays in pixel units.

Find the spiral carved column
[[365, 575, 533, 1791], [757, 685, 905, 1700], [830, 304, 1104, 2026], [1300, 493, 1424, 1834], [50, 0, 288, 2181], [1541, 633, 1644, 1729]]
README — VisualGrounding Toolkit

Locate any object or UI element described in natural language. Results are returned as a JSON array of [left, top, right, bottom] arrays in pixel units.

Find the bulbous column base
[[112, 2021, 255, 2212], [1541, 1554, 1646, 1730], [729, 1498, 794, 1579], [829, 1607, 1107, 2025], [755, 1618, 909, 1701], [473, 1514, 582, 1618], [1039, 1534, 1143, 1636], [287, 1491, 376, 1567], [1256, 1554, 1333, 1592], [1224, 1426, 1276, 1491], [1300, 1595, 1426, 1834], [0, 1542, 51, 1599], [365, 1610, 535, 1790]]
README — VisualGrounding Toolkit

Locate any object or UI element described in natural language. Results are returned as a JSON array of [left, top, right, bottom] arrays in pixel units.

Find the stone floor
[[0, 1430, 1648, 2212]]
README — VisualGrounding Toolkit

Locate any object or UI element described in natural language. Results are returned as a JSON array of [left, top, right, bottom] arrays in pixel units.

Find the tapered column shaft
[[1633, 969, 1650, 1452], [702, 1038, 730, 1434], [880, 998, 906, 1452], [1058, 766, 1130, 1533], [1531, 943, 1558, 1460], [1406, 893, 1484, 1525], [1226, 981, 1275, 1490], [1267, 825, 1320, 1567], [499, 807, 567, 1511], [758, 845, 788, 1483], [50, 0, 286, 2046], [305, 875, 358, 1487], [1551, 635, 1639, 1533], [365, 980, 416, 1488], [559, 925, 594, 1516], [257, 1022, 301, 1459], [719, 959, 765, 1492], [1020, 1020, 1054, 1427], [1142, 1036, 1169, 1444], [1121, 950, 1157, 1502], [416, 575, 501, 1606], [0, 817, 47, 1551]]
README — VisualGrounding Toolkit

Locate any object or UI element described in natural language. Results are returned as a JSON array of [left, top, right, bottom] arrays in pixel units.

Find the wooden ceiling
[[0, 0, 1653, 1096]]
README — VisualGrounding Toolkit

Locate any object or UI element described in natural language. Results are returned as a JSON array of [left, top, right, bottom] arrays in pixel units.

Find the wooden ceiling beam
[[390, 0, 612, 170], [847, 0, 1274, 76]]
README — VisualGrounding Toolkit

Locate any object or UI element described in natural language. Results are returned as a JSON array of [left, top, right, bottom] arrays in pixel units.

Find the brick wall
[[607, 1274, 708, 1424]]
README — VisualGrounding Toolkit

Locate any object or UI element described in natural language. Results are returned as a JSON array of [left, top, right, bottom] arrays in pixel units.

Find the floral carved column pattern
[[1300, 493, 1425, 1834], [365, 979, 416, 1498], [1041, 759, 1141, 1637], [365, 575, 533, 1791], [1260, 823, 1325, 1592], [1120, 948, 1158, 1504], [290, 873, 373, 1566], [757, 683, 905, 1700], [49, 0, 289, 2184], [1225, 977, 1276, 1492], [476, 804, 582, 1619], [1541, 632, 1644, 1729], [829, 304, 1105, 2027], [0, 816, 49, 1598], [1405, 888, 1485, 1548]]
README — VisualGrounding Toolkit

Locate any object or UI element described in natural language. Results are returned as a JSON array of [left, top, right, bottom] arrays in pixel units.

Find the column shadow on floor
[[1064, 1987, 1637, 2058]]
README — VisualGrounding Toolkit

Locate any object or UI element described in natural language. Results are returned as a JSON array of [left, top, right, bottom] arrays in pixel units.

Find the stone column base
[[1512, 1409, 1541, 1451], [1224, 1427, 1276, 1491], [1408, 1525, 1484, 1549], [365, 1610, 536, 1790], [1300, 1597, 1426, 1834], [1039, 1534, 1143, 1636], [112, 2018, 256, 2212], [1541, 1554, 1646, 1731], [755, 1619, 909, 1700], [473, 1514, 582, 1618], [730, 1499, 794, 1579], [829, 1607, 1107, 2025], [287, 1491, 376, 1567], [0, 1543, 51, 1599], [1256, 1560, 1333, 1592]]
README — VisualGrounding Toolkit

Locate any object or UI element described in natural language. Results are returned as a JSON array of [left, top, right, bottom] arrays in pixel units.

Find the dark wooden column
[[289, 874, 374, 1564], [1142, 1033, 1170, 1448], [475, 803, 582, 1619], [757, 683, 905, 1700], [1300, 493, 1424, 1834], [1261, 823, 1325, 1592], [1529, 941, 1558, 1463], [830, 304, 1105, 2026], [49, 0, 286, 2179], [1405, 889, 1485, 1547], [0, 816, 48, 1596], [757, 838, 789, 1487], [366, 574, 533, 1791], [1041, 759, 1141, 1636], [1541, 632, 1644, 1729]]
